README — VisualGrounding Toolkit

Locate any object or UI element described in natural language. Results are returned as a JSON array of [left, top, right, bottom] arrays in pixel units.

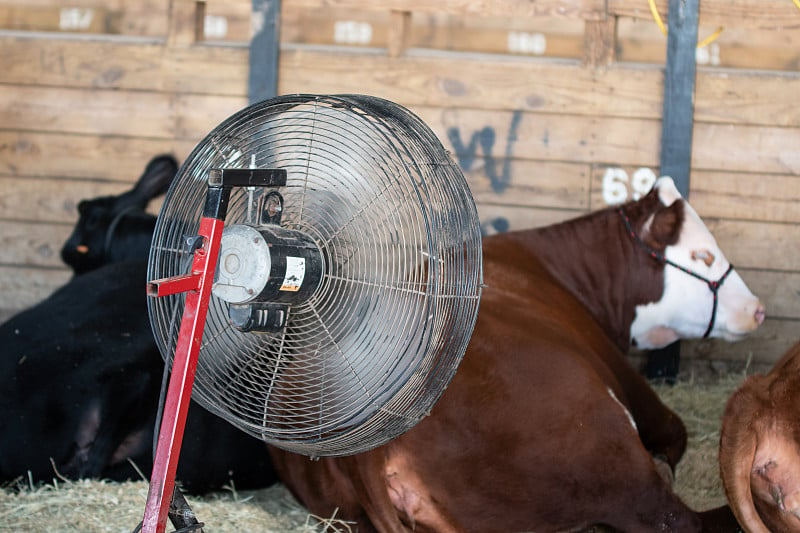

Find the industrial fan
[[141, 94, 483, 532]]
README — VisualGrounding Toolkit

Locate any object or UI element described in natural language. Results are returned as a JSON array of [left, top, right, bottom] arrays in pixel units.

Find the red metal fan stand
[[141, 169, 285, 533], [141, 215, 222, 533]]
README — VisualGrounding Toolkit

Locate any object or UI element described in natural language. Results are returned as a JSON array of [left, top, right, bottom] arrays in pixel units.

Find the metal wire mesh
[[147, 94, 482, 457]]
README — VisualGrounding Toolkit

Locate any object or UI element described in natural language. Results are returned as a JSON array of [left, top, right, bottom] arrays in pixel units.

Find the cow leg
[[268, 447, 414, 533], [601, 350, 688, 469], [562, 394, 702, 532], [385, 448, 465, 533]]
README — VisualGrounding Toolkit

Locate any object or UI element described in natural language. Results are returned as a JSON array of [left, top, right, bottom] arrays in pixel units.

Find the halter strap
[[618, 207, 733, 339], [104, 204, 140, 257]]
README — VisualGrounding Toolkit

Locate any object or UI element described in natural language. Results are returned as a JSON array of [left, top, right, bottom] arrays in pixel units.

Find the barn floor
[[0, 363, 758, 533]]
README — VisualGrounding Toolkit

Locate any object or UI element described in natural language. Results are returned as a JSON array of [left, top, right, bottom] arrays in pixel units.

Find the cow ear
[[645, 198, 684, 248], [131, 155, 178, 205], [655, 176, 683, 207]]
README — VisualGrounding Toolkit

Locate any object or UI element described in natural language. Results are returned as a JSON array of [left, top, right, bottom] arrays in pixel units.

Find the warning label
[[280, 257, 306, 292]]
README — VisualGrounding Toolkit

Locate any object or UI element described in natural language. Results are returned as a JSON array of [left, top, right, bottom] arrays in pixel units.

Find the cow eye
[[691, 249, 715, 267]]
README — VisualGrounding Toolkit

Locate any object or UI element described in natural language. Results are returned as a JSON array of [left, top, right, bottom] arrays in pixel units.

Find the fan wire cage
[[147, 94, 482, 457]]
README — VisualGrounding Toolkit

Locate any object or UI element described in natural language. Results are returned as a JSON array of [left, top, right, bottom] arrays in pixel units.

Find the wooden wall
[[0, 0, 798, 365]]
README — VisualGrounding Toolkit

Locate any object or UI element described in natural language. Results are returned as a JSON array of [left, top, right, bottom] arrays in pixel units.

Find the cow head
[[60, 155, 177, 275], [629, 177, 765, 349]]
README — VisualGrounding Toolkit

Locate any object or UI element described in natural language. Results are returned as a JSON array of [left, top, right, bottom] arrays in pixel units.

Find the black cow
[[0, 156, 277, 494], [60, 154, 176, 274]]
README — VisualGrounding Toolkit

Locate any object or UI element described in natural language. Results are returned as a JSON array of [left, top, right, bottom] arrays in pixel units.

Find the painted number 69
[[601, 167, 657, 205]]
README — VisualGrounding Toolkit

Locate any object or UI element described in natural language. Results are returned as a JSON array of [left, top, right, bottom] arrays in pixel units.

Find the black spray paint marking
[[447, 110, 523, 195], [480, 217, 510, 236]]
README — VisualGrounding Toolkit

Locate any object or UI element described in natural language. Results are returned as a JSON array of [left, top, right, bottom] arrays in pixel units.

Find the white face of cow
[[630, 178, 765, 350]]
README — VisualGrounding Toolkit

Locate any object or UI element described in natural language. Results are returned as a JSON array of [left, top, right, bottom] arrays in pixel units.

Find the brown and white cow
[[270, 177, 764, 532], [720, 340, 800, 533]]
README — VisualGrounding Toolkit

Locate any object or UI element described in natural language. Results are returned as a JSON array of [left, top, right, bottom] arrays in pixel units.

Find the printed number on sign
[[601, 167, 657, 205], [507, 31, 547, 55], [60, 8, 94, 30], [334, 21, 373, 45]]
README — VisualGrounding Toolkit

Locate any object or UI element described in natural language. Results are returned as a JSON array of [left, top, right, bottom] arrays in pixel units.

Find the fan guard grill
[[147, 94, 482, 456]]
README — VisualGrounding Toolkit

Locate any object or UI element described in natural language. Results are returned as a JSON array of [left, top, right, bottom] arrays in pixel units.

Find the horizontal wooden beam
[[1, 35, 797, 128], [0, 131, 195, 181], [589, 167, 800, 225], [290, 0, 607, 20], [0, 32, 248, 94], [607, 0, 800, 30]]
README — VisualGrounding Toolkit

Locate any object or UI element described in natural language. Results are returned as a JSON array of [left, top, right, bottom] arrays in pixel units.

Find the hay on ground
[[0, 369, 755, 531]]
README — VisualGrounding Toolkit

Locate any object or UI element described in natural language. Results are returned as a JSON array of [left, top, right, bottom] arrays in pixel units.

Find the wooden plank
[[464, 160, 590, 210], [290, 0, 607, 20], [0, 177, 134, 224], [705, 219, 800, 272], [617, 19, 800, 73], [0, 85, 246, 140], [412, 107, 661, 167], [0, 131, 195, 181], [695, 71, 800, 129], [281, 6, 586, 58], [0, 32, 248, 95], [280, 47, 800, 126], [681, 318, 800, 366], [0, 5, 108, 34], [0, 0, 169, 36], [608, 0, 800, 31], [2, 36, 795, 127], [687, 171, 800, 225], [589, 166, 800, 225], [0, 160, 588, 225], [0, 85, 175, 138], [0, 32, 167, 90], [279, 46, 665, 118], [476, 203, 585, 235], [174, 93, 248, 139], [692, 123, 800, 175], [744, 269, 800, 321], [0, 221, 71, 268], [163, 43, 248, 95], [0, 265, 71, 319]]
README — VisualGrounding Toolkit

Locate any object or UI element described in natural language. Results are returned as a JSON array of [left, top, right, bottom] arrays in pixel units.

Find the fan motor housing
[[213, 224, 323, 325]]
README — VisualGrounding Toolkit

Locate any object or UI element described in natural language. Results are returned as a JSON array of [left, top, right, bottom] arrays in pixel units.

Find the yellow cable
[[647, 0, 724, 48], [697, 26, 723, 48], [793, 0, 800, 10], [648, 0, 668, 35]]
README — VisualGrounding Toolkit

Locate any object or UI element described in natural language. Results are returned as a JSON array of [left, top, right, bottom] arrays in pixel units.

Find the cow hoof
[[653, 455, 675, 486]]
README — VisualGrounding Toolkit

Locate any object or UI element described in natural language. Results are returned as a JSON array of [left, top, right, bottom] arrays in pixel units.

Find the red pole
[[141, 216, 225, 533]]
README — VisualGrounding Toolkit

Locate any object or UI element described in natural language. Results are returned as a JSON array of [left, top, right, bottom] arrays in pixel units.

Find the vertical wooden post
[[582, 17, 617, 68], [388, 10, 412, 58], [167, 0, 204, 46], [249, 0, 281, 104], [646, 0, 700, 383]]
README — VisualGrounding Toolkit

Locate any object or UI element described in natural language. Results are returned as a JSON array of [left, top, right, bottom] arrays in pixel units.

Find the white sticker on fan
[[280, 257, 305, 292]]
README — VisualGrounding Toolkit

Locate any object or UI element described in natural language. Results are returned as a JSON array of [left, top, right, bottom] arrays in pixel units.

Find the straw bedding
[[0, 363, 757, 533]]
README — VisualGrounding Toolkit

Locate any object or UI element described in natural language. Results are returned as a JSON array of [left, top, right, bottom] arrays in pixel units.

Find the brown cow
[[720, 340, 800, 533], [270, 177, 764, 532]]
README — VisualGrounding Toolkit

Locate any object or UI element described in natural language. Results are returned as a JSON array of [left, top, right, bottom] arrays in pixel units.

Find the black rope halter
[[618, 207, 733, 338], [104, 204, 140, 255]]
